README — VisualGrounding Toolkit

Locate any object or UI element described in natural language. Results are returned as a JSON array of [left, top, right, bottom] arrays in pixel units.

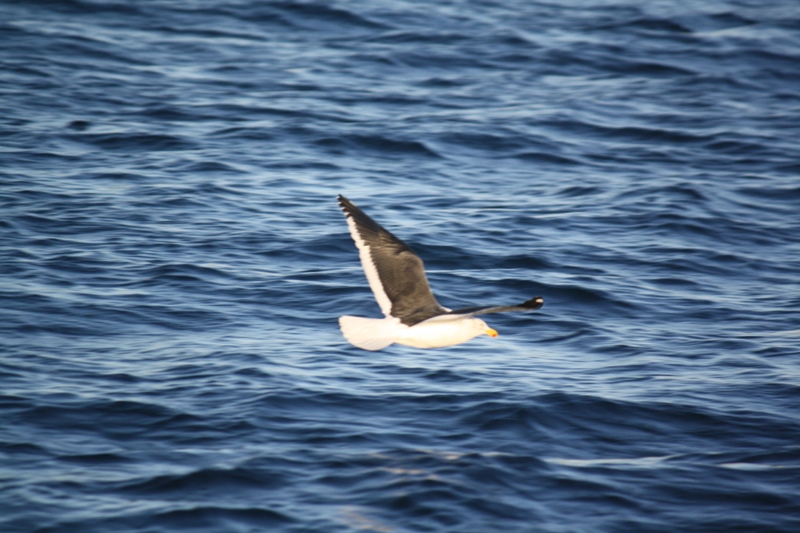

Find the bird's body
[[337, 195, 542, 351], [339, 314, 495, 351], [395, 314, 496, 349]]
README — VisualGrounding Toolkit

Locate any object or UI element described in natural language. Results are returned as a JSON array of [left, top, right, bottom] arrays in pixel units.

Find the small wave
[[67, 132, 197, 152], [315, 134, 442, 158]]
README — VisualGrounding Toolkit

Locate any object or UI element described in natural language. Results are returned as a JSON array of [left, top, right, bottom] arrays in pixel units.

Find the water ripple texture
[[2, 0, 799, 531]]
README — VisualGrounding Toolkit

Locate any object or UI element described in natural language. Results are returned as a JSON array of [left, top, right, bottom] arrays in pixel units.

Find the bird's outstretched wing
[[447, 296, 544, 317], [338, 195, 449, 326]]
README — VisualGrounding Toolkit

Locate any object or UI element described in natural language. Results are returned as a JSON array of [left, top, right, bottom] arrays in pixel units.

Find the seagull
[[337, 195, 543, 351]]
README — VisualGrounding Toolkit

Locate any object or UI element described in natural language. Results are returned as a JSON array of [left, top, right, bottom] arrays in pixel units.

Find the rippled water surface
[[2, 0, 800, 531]]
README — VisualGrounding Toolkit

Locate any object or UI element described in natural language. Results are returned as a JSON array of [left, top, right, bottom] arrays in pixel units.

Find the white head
[[469, 317, 498, 339]]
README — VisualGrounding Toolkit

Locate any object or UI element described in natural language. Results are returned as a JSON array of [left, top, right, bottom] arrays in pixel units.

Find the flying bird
[[337, 195, 543, 351]]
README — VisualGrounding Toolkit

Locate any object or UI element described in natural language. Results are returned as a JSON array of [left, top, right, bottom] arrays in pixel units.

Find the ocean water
[[2, 0, 800, 531]]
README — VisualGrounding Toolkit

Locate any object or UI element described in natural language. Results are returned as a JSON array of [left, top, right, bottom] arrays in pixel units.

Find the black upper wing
[[447, 296, 544, 317], [338, 195, 448, 326]]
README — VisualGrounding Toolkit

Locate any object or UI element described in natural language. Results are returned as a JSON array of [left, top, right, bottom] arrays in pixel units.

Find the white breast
[[395, 316, 487, 349]]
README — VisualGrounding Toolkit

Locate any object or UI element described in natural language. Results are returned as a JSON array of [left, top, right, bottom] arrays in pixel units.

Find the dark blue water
[[2, 0, 800, 531]]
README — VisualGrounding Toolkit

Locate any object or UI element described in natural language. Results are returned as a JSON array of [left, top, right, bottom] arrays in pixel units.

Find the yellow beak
[[486, 328, 498, 338]]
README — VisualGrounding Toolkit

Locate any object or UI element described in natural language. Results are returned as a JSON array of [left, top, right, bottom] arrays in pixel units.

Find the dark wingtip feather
[[522, 297, 544, 310], [338, 195, 354, 220]]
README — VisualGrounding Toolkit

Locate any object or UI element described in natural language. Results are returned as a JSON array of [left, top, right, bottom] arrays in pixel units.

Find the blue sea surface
[[2, 0, 800, 531]]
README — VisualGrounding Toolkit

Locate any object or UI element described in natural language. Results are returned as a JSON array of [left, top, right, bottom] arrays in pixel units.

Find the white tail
[[339, 316, 404, 351]]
